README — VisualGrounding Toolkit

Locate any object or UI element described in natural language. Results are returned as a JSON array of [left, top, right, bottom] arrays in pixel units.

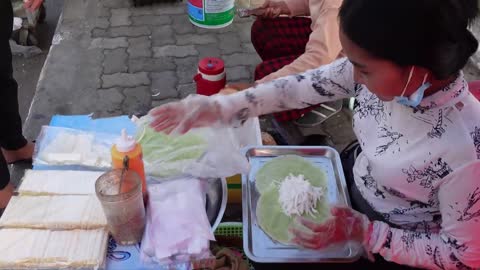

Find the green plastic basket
[[214, 222, 255, 270], [214, 222, 243, 238]]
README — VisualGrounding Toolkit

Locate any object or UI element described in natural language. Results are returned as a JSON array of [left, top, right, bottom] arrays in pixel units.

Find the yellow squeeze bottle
[[111, 129, 147, 196]]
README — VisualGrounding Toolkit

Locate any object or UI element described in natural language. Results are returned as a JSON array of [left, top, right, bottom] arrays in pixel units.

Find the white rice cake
[[0, 228, 108, 269], [0, 195, 107, 229], [18, 170, 103, 195]]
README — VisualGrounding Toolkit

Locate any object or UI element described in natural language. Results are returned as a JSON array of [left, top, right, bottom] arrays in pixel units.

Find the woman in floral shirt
[[150, 0, 480, 268]]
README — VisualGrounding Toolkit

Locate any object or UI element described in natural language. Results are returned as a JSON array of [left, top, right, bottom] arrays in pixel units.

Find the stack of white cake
[[0, 170, 109, 269]]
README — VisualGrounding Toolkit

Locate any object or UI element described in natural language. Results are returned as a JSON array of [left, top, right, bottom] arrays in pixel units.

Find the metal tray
[[242, 146, 362, 263]]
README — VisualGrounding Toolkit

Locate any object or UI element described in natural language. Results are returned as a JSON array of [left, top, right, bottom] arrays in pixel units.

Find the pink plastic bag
[[140, 178, 215, 267]]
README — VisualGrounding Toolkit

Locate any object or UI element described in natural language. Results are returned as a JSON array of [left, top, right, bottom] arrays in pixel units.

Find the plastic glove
[[149, 95, 222, 135], [24, 0, 44, 11], [290, 206, 373, 250], [258, 0, 290, 18]]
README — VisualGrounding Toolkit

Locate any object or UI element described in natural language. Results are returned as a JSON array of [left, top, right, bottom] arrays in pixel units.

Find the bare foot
[[0, 183, 14, 208], [1, 142, 35, 164]]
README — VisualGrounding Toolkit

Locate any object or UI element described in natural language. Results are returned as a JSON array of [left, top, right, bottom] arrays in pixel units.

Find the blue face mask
[[395, 67, 431, 107]]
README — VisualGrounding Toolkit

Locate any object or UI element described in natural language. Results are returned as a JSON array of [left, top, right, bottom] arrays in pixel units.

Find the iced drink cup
[[95, 169, 146, 245]]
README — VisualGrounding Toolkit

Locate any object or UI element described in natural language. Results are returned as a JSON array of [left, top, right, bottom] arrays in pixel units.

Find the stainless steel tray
[[242, 146, 362, 263]]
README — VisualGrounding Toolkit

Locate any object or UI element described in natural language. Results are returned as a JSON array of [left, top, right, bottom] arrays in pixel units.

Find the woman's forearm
[[214, 58, 355, 126]]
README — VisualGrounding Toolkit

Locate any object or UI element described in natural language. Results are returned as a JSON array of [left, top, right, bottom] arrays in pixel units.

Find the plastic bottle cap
[[198, 57, 224, 75], [115, 129, 136, 152]]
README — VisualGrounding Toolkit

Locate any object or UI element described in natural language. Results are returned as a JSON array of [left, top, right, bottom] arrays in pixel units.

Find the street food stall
[[0, 111, 362, 269], [0, 3, 360, 268]]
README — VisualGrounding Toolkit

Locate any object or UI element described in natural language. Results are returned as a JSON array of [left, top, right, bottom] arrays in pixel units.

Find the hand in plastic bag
[[149, 95, 222, 135], [290, 206, 373, 250]]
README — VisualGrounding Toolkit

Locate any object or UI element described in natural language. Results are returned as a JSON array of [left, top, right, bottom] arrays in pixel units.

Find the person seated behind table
[[149, 0, 480, 268], [223, 0, 343, 122]]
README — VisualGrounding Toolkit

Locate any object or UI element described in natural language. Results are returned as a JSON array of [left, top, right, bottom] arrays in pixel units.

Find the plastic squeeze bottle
[[111, 129, 147, 196]]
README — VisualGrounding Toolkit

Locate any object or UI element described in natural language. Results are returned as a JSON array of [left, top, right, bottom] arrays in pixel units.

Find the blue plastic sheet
[[49, 114, 137, 135]]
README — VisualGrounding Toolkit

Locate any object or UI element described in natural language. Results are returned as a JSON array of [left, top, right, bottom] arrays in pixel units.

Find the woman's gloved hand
[[258, 0, 290, 18], [149, 95, 222, 135], [290, 206, 373, 250]]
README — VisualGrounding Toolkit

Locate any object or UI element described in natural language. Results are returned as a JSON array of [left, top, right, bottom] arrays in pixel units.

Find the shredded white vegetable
[[277, 174, 324, 217]]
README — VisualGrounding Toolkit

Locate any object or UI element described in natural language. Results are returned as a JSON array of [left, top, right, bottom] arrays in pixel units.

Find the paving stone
[[151, 71, 179, 100], [155, 5, 185, 15], [95, 17, 110, 29], [153, 45, 198, 58], [248, 65, 257, 78], [128, 57, 176, 73], [102, 72, 150, 88], [92, 28, 109, 38], [131, 15, 172, 26], [241, 42, 257, 53], [128, 36, 152, 58], [195, 44, 221, 58], [177, 83, 196, 98], [235, 21, 253, 43], [103, 48, 128, 74], [176, 34, 217, 45], [97, 6, 111, 17], [226, 66, 251, 81], [111, 8, 131, 27], [95, 88, 125, 115], [172, 15, 195, 34], [122, 86, 152, 116], [151, 25, 175, 46], [152, 98, 181, 107], [90, 37, 128, 49], [219, 32, 243, 54], [110, 26, 151, 37], [175, 56, 199, 84], [131, 6, 156, 16], [101, 0, 131, 8], [196, 23, 235, 34], [223, 53, 261, 67]]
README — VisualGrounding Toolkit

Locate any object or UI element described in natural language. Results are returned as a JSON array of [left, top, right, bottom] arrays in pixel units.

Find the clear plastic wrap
[[33, 126, 116, 170], [134, 116, 249, 179]]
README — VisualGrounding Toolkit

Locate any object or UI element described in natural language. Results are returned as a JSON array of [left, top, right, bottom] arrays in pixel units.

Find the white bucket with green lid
[[187, 0, 235, 29]]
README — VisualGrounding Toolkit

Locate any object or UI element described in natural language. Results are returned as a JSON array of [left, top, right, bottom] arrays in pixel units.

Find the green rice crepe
[[135, 120, 207, 178], [255, 155, 330, 244]]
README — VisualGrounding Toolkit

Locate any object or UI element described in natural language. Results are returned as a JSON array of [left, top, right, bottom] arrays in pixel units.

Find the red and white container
[[194, 57, 227, 96]]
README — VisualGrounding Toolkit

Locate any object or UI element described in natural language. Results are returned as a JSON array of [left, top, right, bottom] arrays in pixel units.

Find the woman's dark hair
[[339, 0, 479, 79]]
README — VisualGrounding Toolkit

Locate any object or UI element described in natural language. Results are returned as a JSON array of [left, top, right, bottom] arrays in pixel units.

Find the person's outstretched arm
[[216, 57, 354, 126], [149, 58, 356, 133]]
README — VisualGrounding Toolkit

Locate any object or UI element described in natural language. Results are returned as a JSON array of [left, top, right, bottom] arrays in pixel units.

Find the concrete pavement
[[23, 0, 261, 141]]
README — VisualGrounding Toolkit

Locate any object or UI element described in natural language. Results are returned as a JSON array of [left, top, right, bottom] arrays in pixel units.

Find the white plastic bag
[[140, 178, 215, 268], [184, 127, 250, 179]]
